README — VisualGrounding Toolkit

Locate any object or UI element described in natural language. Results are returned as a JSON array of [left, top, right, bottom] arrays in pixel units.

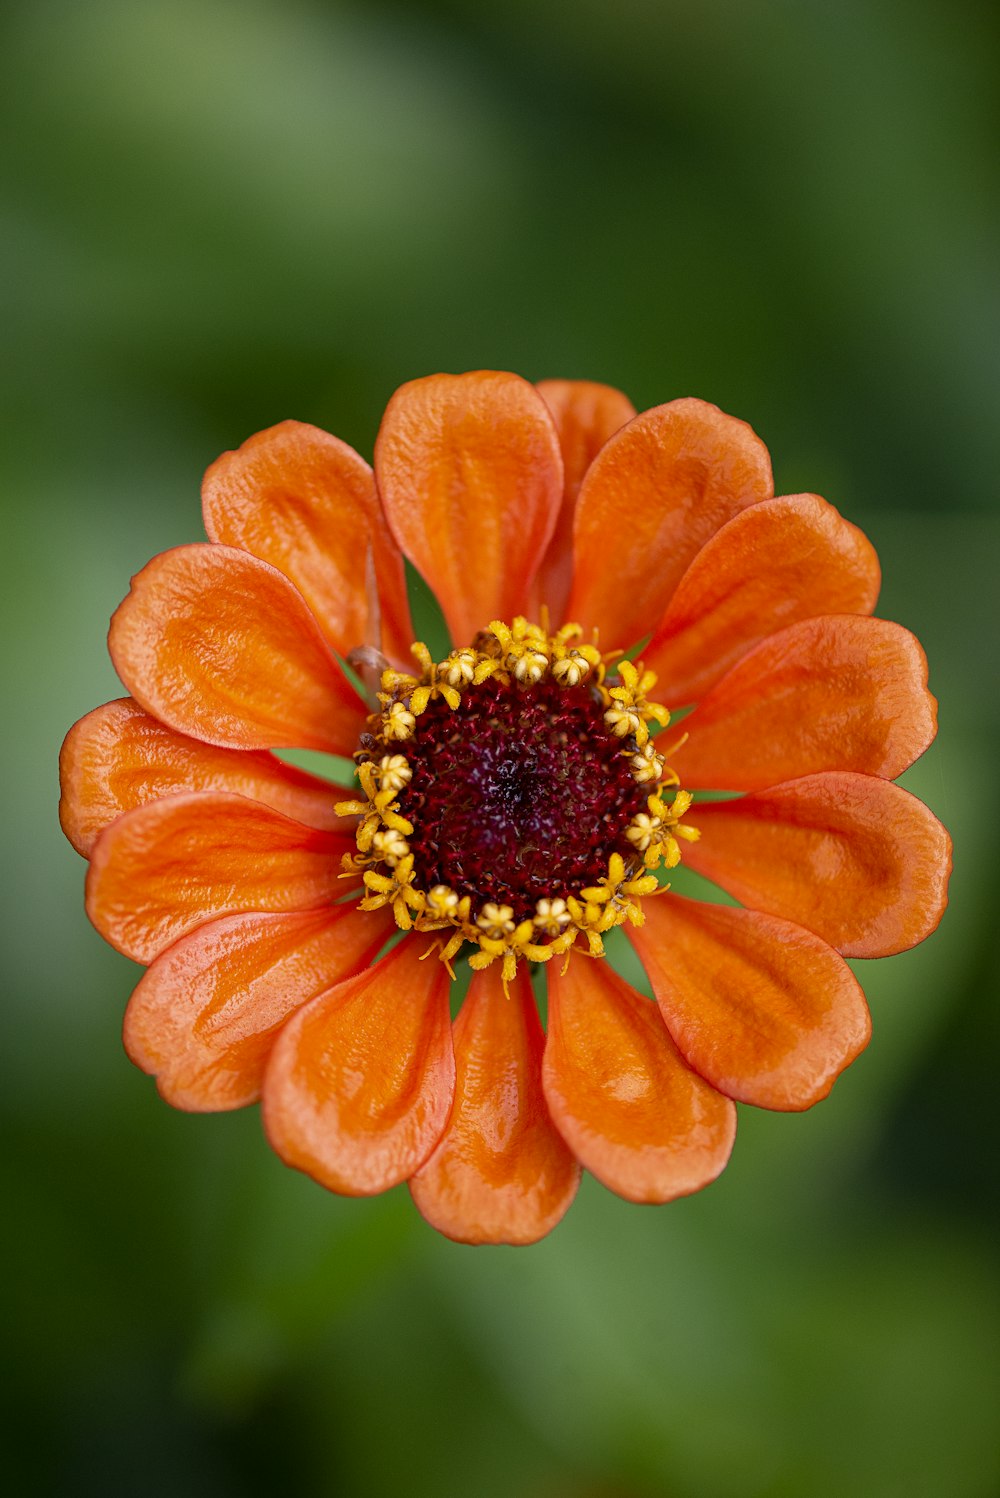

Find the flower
[[60, 371, 951, 1245]]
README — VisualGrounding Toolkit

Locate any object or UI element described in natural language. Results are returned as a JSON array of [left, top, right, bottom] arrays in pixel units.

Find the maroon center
[[395, 675, 648, 924]]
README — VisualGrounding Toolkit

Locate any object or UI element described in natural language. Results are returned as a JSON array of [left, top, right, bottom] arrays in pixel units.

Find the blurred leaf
[[2, 1, 997, 1493]]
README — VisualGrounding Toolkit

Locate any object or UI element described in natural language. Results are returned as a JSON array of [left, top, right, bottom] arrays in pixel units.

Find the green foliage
[[2, 1, 997, 1493]]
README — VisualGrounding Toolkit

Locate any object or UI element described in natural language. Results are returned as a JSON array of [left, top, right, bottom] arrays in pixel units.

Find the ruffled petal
[[410, 963, 580, 1245], [374, 371, 564, 645], [202, 420, 413, 663], [682, 772, 952, 957], [59, 698, 350, 857], [643, 494, 881, 706], [123, 905, 392, 1111], [262, 937, 455, 1196], [543, 952, 736, 1203], [85, 791, 353, 963], [673, 615, 938, 790], [532, 379, 636, 623], [109, 543, 366, 753], [566, 398, 773, 649], [628, 895, 870, 1111]]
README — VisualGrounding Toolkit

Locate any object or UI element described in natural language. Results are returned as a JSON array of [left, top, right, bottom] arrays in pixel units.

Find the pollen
[[341, 617, 696, 978]]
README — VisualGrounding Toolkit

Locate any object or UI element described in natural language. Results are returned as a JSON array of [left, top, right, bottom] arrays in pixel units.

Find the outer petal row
[[60, 698, 350, 856], [673, 614, 938, 791], [374, 371, 565, 646], [567, 398, 774, 648], [683, 772, 952, 958], [109, 544, 367, 755], [124, 905, 392, 1111], [410, 963, 580, 1245], [262, 938, 455, 1197], [629, 896, 870, 1111], [86, 791, 355, 963], [202, 419, 413, 664], [543, 953, 737, 1203], [644, 493, 881, 705]]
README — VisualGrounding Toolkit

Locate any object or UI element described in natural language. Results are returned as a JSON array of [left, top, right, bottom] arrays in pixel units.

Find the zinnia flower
[[60, 371, 951, 1245]]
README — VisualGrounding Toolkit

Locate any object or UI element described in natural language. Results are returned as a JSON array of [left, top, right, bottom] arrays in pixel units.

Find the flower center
[[337, 617, 698, 985], [397, 675, 648, 922]]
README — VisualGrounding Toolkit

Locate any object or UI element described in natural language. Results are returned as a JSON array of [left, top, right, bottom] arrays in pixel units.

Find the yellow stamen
[[378, 754, 412, 794], [383, 700, 416, 740]]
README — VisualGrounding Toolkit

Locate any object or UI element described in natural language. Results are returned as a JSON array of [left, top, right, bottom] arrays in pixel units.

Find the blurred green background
[[3, 0, 998, 1493]]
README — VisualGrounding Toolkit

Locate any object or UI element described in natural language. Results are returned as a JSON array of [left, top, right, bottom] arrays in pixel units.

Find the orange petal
[[410, 963, 580, 1245], [543, 952, 736, 1203], [123, 905, 393, 1111], [59, 698, 350, 857], [628, 895, 870, 1111], [682, 772, 952, 957], [262, 937, 455, 1196], [85, 791, 353, 963], [566, 398, 773, 649], [202, 420, 413, 663], [109, 543, 366, 753], [644, 494, 881, 706], [374, 371, 564, 645], [673, 615, 938, 790], [532, 379, 636, 623]]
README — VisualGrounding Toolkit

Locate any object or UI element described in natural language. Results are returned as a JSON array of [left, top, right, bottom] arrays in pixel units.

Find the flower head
[[60, 372, 951, 1245]]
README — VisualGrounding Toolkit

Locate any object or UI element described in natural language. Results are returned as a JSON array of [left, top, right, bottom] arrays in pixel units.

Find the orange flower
[[60, 371, 951, 1245]]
